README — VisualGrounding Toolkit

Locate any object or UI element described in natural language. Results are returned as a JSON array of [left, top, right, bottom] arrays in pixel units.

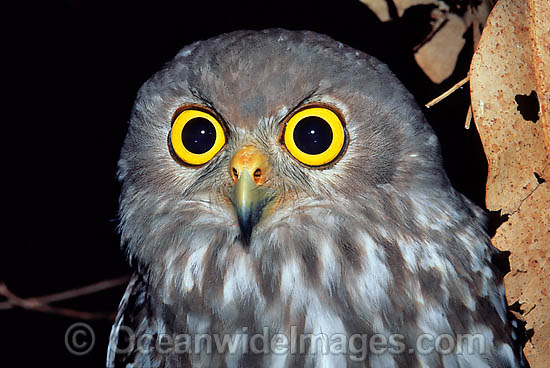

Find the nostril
[[254, 168, 262, 180], [232, 168, 239, 181]]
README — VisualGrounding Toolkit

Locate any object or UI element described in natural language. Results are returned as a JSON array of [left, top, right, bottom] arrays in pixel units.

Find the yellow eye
[[169, 108, 226, 166], [282, 106, 346, 166]]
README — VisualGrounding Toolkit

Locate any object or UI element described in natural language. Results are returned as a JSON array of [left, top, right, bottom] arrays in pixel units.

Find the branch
[[0, 275, 130, 320]]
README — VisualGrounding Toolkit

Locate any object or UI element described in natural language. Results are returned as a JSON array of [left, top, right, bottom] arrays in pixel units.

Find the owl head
[[117, 29, 474, 309]]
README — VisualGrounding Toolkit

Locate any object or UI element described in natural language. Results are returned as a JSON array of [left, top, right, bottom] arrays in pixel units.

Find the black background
[[5, 0, 488, 366]]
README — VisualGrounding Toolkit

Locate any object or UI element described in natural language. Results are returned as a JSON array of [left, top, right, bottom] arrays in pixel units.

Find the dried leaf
[[492, 171, 550, 367], [359, 0, 437, 21], [414, 12, 465, 83], [414, 0, 492, 83], [530, 0, 550, 150], [470, 0, 550, 366], [394, 0, 438, 17], [359, 0, 392, 21], [359, 0, 492, 83], [470, 0, 549, 214], [463, 0, 492, 47]]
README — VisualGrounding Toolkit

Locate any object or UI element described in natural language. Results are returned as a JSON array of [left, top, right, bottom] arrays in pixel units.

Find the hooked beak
[[227, 146, 275, 246]]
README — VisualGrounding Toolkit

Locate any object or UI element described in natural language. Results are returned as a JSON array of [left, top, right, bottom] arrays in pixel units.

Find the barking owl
[[108, 29, 526, 367]]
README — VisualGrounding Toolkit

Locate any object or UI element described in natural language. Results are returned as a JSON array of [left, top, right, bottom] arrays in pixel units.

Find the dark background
[[4, 0, 488, 366]]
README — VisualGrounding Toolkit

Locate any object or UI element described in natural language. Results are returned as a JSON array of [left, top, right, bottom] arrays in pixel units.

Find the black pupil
[[182, 117, 216, 154], [293, 116, 333, 154]]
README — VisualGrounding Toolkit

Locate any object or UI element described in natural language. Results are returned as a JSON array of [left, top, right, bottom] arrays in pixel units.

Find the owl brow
[[276, 90, 319, 126], [188, 88, 220, 115]]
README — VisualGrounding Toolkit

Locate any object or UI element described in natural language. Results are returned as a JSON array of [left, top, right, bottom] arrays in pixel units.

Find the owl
[[107, 29, 526, 367]]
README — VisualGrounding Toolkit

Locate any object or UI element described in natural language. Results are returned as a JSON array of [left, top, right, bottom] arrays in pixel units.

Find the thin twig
[[413, 18, 449, 53], [464, 104, 473, 129], [35, 275, 130, 304], [425, 75, 470, 108], [0, 275, 130, 320]]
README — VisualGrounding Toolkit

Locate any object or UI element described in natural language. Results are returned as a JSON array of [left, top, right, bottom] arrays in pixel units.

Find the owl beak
[[228, 146, 275, 246]]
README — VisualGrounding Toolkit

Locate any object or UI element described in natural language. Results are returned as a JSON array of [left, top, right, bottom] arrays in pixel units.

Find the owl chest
[[177, 250, 352, 344], [180, 298, 351, 367]]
